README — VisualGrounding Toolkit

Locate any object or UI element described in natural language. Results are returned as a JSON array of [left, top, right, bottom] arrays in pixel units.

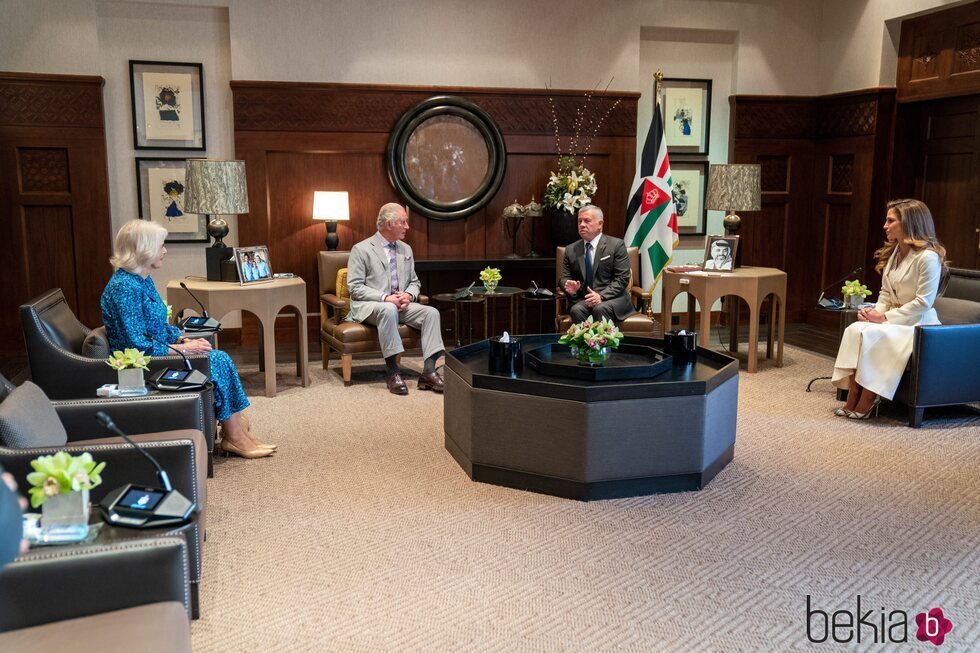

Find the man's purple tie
[[387, 242, 399, 294]]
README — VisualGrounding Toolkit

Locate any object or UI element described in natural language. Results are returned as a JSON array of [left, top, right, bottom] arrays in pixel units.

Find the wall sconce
[[183, 158, 249, 281], [312, 191, 350, 251]]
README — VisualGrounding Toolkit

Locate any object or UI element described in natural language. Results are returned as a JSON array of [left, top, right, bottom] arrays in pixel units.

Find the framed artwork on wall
[[136, 157, 208, 243], [233, 246, 273, 284], [129, 60, 206, 150], [662, 78, 711, 156], [671, 161, 708, 235]]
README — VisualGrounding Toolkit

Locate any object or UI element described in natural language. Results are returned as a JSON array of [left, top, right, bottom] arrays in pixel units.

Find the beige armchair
[[555, 246, 662, 336], [317, 251, 428, 385]]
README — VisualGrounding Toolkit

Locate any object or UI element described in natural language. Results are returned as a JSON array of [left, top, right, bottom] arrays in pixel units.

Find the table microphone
[[178, 282, 220, 331], [817, 266, 863, 309], [144, 332, 210, 391], [453, 282, 476, 300], [526, 280, 553, 297], [95, 411, 195, 528]]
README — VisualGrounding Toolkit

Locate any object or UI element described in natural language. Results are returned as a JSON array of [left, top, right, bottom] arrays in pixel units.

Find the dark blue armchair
[[893, 267, 980, 427]]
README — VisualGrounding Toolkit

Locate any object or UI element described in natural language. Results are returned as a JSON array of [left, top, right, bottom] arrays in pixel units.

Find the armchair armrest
[[631, 286, 652, 313], [320, 293, 345, 309], [0, 536, 190, 631], [909, 323, 980, 406], [52, 393, 209, 443]]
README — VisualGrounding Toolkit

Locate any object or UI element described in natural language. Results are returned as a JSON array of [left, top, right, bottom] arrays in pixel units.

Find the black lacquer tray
[[524, 343, 672, 381]]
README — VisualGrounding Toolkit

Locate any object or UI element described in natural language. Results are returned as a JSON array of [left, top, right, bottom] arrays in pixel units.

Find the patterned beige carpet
[[191, 346, 980, 652]]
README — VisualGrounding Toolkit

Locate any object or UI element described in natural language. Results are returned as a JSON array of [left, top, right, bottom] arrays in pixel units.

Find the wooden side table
[[167, 278, 310, 397], [661, 267, 786, 373]]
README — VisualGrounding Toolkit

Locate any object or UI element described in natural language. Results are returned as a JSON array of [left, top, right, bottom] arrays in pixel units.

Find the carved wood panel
[[18, 148, 71, 193], [898, 0, 980, 102], [0, 73, 111, 354], [234, 82, 638, 333], [829, 154, 854, 194]]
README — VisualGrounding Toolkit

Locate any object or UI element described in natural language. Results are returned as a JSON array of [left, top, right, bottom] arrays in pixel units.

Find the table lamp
[[502, 200, 526, 258], [183, 159, 250, 281], [705, 164, 761, 269], [523, 197, 543, 257], [312, 191, 350, 251]]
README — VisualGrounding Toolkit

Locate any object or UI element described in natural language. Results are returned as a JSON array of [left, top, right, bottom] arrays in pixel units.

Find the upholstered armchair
[[893, 267, 980, 427], [554, 246, 663, 336], [0, 536, 192, 651], [0, 375, 207, 617], [318, 251, 429, 385], [19, 289, 216, 468]]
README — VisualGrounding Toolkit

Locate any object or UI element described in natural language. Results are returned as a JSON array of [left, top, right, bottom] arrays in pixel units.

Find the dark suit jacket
[[560, 234, 636, 322]]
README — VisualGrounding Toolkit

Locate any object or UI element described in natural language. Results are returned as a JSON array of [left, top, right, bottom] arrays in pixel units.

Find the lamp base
[[723, 212, 743, 269], [325, 221, 339, 251], [206, 245, 234, 281]]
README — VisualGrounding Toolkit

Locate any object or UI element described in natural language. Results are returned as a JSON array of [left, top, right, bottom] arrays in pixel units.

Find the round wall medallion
[[387, 96, 506, 221]]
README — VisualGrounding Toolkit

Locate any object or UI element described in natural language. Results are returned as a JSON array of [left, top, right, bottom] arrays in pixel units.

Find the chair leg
[[342, 354, 353, 386], [909, 406, 925, 428], [321, 343, 331, 370]]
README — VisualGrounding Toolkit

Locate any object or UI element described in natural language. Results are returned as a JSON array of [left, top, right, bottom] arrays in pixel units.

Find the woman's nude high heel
[[847, 397, 882, 420], [220, 439, 275, 459]]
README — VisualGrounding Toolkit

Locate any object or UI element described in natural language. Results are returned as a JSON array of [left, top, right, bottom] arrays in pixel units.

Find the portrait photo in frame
[[233, 246, 273, 284], [671, 161, 708, 235], [136, 157, 207, 243], [130, 60, 206, 150], [703, 235, 739, 272], [662, 78, 711, 156]]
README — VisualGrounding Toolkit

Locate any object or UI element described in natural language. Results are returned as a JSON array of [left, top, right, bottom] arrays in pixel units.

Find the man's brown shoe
[[418, 371, 444, 392], [386, 372, 409, 395]]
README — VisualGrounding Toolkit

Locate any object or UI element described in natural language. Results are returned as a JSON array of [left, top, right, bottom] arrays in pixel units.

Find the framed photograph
[[136, 158, 208, 243], [233, 246, 273, 284], [671, 161, 708, 235], [130, 60, 205, 150], [703, 235, 739, 272], [662, 78, 711, 155]]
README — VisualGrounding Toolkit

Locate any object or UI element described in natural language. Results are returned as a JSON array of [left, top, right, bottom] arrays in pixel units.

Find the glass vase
[[483, 280, 498, 294], [846, 294, 863, 309], [118, 367, 145, 389], [40, 488, 90, 541], [574, 346, 611, 366]]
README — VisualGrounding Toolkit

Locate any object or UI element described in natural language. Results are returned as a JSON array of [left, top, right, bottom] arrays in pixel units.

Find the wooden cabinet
[[898, 0, 980, 102]]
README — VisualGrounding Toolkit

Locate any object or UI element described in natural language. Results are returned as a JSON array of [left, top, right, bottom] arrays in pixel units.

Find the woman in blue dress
[[101, 220, 275, 459]]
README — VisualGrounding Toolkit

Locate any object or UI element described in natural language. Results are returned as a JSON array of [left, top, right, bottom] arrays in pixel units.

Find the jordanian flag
[[624, 100, 678, 290]]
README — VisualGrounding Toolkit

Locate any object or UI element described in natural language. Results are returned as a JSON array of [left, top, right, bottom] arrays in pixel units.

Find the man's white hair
[[579, 204, 604, 222], [377, 203, 406, 230]]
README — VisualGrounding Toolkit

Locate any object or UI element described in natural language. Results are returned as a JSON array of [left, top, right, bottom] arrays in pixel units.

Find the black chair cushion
[[934, 297, 980, 326], [0, 382, 68, 448], [81, 326, 110, 359]]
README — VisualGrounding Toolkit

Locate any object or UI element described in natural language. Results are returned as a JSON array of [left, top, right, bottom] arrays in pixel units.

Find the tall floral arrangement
[[544, 80, 622, 213]]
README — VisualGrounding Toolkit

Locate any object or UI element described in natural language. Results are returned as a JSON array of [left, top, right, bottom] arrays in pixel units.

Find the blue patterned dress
[[101, 269, 249, 421]]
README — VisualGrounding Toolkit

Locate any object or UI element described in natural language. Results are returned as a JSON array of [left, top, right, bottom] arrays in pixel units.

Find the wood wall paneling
[[0, 73, 112, 354], [898, 1, 980, 102], [233, 81, 639, 343]]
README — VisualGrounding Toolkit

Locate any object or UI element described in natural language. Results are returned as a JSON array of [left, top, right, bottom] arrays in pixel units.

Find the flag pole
[[646, 70, 665, 317]]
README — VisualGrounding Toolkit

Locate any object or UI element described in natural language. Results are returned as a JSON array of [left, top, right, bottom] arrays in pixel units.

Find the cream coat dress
[[831, 248, 942, 399]]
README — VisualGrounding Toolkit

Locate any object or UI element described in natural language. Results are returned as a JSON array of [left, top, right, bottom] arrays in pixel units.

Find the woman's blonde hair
[[873, 199, 947, 274], [110, 219, 168, 274]]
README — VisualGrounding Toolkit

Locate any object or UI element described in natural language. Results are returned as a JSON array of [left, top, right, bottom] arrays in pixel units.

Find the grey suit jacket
[[560, 234, 636, 322], [345, 233, 422, 323]]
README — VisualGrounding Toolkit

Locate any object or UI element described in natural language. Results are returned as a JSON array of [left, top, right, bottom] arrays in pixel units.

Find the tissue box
[[488, 336, 523, 375]]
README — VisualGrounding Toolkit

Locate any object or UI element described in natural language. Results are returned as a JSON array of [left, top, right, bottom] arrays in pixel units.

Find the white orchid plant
[[545, 156, 597, 213]]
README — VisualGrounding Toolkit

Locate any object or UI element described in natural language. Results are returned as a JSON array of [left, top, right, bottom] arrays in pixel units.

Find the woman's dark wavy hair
[[873, 199, 947, 274]]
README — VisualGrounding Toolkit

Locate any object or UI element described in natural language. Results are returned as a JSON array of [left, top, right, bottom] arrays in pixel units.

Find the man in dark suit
[[560, 205, 636, 324]]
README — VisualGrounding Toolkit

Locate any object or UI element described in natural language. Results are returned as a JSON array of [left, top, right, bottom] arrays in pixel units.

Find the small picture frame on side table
[[136, 157, 208, 243], [233, 246, 273, 284], [130, 60, 205, 150], [671, 161, 708, 235], [662, 78, 711, 156], [703, 235, 739, 272]]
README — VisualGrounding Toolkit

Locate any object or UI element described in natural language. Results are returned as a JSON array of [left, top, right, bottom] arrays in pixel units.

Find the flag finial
[[654, 70, 664, 105]]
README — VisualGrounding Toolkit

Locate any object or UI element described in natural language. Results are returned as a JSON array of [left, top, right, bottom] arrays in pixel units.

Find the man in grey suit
[[346, 203, 444, 395], [560, 205, 636, 324]]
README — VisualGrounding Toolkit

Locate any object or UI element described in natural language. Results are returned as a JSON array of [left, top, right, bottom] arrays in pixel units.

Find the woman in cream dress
[[831, 199, 947, 419]]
